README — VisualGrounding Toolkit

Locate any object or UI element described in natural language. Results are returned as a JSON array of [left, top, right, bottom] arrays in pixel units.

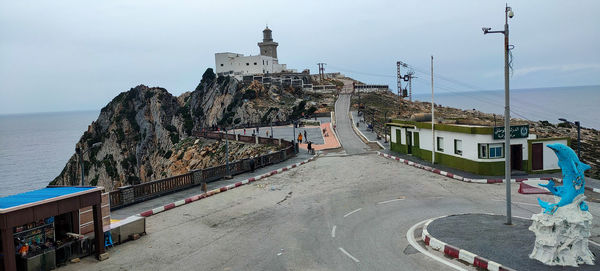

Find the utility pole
[[407, 71, 415, 102], [431, 56, 435, 164], [483, 4, 514, 225], [317, 63, 326, 81]]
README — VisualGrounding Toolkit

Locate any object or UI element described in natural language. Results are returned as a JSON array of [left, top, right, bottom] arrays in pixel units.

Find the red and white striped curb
[[377, 152, 554, 184], [421, 218, 516, 271], [138, 154, 318, 217]]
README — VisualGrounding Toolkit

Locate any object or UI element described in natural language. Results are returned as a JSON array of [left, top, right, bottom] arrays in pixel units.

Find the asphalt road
[[67, 92, 600, 271], [334, 93, 371, 155]]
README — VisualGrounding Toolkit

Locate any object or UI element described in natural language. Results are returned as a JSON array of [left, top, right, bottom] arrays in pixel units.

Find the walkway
[[110, 151, 313, 219], [299, 122, 340, 151]]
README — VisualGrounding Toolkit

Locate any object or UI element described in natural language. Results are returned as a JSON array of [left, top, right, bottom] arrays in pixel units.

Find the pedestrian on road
[[244, 128, 246, 135], [298, 132, 303, 143], [304, 130, 307, 142], [266, 130, 269, 138], [249, 156, 256, 172]]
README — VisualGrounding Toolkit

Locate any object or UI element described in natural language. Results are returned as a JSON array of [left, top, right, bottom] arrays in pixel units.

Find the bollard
[[202, 182, 207, 193]]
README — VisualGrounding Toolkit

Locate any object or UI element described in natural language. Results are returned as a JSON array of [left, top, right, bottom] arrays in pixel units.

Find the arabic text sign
[[493, 125, 529, 140]]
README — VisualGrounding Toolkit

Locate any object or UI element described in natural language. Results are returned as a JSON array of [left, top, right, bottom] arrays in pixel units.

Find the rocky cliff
[[51, 68, 318, 190]]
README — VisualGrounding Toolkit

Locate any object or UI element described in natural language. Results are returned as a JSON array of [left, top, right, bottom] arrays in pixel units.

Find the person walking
[[303, 130, 307, 143], [298, 132, 303, 144]]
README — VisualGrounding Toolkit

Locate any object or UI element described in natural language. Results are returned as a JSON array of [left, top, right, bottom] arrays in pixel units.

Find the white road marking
[[377, 198, 405, 205], [331, 225, 337, 238], [343, 208, 362, 218], [406, 219, 468, 271], [338, 247, 360, 263]]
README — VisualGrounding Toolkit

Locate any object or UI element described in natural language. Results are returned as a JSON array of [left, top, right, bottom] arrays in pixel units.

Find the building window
[[436, 137, 444, 151], [220, 64, 224, 67], [246, 63, 249, 66], [254, 62, 257, 65], [454, 140, 462, 155], [478, 143, 504, 159]]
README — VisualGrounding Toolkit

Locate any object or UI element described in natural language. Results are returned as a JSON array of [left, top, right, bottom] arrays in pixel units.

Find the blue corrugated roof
[[0, 187, 95, 209]]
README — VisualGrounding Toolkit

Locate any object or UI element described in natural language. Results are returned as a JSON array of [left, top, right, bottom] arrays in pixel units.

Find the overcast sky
[[1, 0, 599, 114]]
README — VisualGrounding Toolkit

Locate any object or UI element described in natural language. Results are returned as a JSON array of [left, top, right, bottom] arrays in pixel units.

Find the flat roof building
[[387, 120, 569, 176], [215, 27, 288, 79]]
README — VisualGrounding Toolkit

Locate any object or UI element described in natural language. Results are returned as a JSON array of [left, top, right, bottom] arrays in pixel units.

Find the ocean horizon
[[1, 85, 598, 197], [413, 85, 600, 130]]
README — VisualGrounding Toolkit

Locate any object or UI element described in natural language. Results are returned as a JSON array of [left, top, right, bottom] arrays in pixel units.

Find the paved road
[[335, 93, 371, 155], [67, 153, 600, 271], [65, 83, 600, 270]]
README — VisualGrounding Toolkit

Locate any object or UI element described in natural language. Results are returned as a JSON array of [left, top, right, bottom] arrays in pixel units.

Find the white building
[[215, 27, 287, 79], [388, 120, 569, 175]]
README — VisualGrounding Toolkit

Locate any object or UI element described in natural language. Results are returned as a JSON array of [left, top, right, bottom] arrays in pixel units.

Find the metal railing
[[109, 133, 295, 210]]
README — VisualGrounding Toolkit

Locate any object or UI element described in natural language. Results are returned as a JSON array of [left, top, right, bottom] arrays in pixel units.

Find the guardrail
[[109, 133, 295, 210]]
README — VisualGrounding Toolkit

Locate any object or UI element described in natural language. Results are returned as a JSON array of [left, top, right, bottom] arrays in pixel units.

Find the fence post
[[236, 134, 239, 141], [278, 138, 282, 146], [119, 185, 135, 205], [192, 170, 203, 185], [282, 149, 286, 161], [255, 135, 259, 145]]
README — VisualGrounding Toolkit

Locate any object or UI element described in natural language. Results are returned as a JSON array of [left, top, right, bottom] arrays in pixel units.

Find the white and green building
[[387, 120, 569, 176]]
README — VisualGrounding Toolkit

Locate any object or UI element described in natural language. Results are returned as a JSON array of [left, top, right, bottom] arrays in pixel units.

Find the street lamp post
[[559, 118, 581, 159], [224, 126, 230, 177], [384, 111, 389, 143], [75, 142, 103, 186], [483, 4, 514, 225]]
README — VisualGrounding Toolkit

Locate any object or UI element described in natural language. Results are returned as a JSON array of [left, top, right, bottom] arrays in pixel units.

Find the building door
[[406, 131, 413, 154], [511, 144, 523, 171], [532, 143, 543, 170]]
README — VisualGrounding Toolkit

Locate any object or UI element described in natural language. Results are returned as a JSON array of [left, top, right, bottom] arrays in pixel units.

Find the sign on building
[[493, 125, 529, 139]]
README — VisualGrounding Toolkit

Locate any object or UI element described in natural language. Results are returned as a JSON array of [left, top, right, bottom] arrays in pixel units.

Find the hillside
[[51, 69, 329, 190], [352, 91, 600, 179]]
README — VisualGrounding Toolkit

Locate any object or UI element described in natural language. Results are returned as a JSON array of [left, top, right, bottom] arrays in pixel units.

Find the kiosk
[[0, 187, 105, 271]]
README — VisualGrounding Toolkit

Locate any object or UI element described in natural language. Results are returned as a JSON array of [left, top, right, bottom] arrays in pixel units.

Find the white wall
[[530, 139, 568, 170], [215, 52, 283, 79], [408, 127, 529, 162]]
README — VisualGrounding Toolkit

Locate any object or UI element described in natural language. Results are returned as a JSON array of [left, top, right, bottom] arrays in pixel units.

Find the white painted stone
[[529, 194, 595, 266]]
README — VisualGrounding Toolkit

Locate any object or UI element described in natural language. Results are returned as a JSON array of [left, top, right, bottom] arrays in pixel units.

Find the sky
[[1, 0, 599, 115]]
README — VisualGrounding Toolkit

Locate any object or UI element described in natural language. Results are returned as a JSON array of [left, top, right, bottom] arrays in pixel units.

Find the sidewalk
[[351, 111, 389, 149], [110, 151, 313, 219], [299, 122, 340, 151], [422, 214, 600, 271]]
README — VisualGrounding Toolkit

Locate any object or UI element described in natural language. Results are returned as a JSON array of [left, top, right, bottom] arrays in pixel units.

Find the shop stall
[[0, 187, 105, 271]]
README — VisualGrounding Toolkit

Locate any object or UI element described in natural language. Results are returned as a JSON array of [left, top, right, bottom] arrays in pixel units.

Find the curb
[[421, 216, 516, 271], [137, 154, 319, 218], [377, 151, 552, 184], [349, 112, 384, 149]]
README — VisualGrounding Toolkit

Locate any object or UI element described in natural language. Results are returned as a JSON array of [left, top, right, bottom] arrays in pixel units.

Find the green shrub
[[243, 89, 257, 100], [170, 133, 180, 144]]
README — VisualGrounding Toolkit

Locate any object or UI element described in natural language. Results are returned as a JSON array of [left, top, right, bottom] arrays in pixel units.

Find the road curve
[[335, 93, 370, 155]]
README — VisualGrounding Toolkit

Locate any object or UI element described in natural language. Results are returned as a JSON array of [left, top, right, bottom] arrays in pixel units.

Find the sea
[[0, 111, 99, 197], [413, 85, 600, 129], [0, 85, 598, 197]]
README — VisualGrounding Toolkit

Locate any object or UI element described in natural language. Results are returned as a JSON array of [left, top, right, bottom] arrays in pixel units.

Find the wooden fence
[[109, 133, 295, 210]]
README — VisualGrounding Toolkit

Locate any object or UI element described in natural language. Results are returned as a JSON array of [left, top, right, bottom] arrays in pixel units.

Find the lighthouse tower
[[258, 26, 279, 59]]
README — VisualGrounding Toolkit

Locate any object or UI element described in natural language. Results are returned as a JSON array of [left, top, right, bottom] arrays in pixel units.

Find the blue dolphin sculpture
[[537, 143, 591, 214]]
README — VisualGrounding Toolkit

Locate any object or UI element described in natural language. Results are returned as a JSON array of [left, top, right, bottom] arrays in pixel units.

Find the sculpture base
[[529, 195, 595, 266]]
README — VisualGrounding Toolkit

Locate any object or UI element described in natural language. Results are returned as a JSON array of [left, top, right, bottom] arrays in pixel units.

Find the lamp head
[[482, 27, 491, 34], [506, 6, 514, 18]]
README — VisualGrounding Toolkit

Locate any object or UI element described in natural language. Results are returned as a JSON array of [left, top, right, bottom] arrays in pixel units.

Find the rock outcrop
[[51, 68, 318, 191]]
